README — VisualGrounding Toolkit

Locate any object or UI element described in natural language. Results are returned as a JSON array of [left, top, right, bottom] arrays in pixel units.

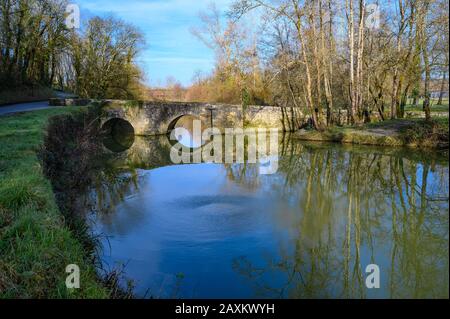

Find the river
[[82, 131, 449, 299]]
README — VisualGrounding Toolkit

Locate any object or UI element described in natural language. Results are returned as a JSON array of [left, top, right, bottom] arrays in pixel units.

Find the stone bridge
[[50, 99, 305, 136]]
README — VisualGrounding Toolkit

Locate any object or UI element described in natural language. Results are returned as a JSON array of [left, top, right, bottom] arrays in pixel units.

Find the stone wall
[[49, 99, 306, 135], [99, 100, 245, 135], [49, 98, 95, 106], [245, 105, 305, 131]]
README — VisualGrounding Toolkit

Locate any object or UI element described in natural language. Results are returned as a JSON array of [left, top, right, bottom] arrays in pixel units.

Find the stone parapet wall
[[244, 105, 305, 131], [49, 99, 306, 135], [49, 98, 96, 106]]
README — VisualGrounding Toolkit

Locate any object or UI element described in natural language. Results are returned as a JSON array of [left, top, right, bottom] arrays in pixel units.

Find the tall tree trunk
[[391, 73, 400, 119], [2, 0, 12, 82], [311, 1, 323, 125], [346, 0, 357, 124], [438, 71, 447, 105], [390, 0, 406, 119], [292, 0, 321, 130], [321, 0, 334, 126], [356, 0, 365, 121], [420, 0, 431, 121], [399, 83, 410, 118], [423, 48, 432, 121]]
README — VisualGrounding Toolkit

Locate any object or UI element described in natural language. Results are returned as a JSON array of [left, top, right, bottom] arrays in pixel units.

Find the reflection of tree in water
[[85, 166, 140, 216], [81, 136, 174, 217], [229, 142, 449, 299]]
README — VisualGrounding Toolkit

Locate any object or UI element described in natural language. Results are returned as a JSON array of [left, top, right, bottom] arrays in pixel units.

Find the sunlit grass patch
[[404, 98, 449, 112], [0, 176, 49, 211]]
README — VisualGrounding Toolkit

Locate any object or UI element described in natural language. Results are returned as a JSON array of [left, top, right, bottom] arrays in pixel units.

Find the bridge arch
[[166, 114, 206, 133], [166, 114, 207, 148], [101, 118, 135, 152], [102, 117, 135, 136]]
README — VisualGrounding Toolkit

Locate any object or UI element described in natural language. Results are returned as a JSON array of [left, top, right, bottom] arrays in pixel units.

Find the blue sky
[[75, 0, 234, 86]]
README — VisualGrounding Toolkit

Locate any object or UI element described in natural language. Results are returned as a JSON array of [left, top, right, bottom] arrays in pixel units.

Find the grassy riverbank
[[0, 108, 110, 298], [295, 118, 449, 149]]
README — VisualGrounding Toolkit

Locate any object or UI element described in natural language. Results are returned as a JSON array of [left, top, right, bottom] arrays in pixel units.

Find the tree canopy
[[0, 0, 145, 99]]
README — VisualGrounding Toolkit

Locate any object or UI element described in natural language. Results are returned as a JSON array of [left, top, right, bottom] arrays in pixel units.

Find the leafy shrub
[[402, 119, 449, 148]]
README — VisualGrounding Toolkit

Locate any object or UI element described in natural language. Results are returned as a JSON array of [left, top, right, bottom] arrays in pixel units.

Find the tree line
[[0, 0, 145, 99], [186, 0, 448, 128], [2, 0, 447, 128]]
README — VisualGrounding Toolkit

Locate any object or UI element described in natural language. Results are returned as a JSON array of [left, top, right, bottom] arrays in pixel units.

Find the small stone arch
[[102, 117, 135, 136], [101, 118, 135, 152]]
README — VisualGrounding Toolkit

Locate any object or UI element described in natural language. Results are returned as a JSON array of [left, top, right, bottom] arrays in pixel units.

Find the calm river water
[[84, 134, 449, 299]]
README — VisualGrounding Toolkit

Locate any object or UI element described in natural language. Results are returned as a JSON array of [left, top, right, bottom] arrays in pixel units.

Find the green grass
[[0, 108, 109, 298], [404, 98, 449, 113]]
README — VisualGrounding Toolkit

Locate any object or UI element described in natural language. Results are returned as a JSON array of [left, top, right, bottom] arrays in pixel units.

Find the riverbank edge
[[0, 107, 115, 298], [293, 118, 449, 149]]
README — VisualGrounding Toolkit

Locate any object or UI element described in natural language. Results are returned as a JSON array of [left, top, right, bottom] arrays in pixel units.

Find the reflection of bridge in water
[[102, 131, 448, 174], [104, 133, 280, 173]]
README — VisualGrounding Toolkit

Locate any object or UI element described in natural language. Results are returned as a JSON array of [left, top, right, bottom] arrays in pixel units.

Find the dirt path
[[364, 120, 416, 136]]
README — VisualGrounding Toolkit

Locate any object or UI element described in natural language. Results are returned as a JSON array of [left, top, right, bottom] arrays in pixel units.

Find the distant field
[[404, 98, 449, 113]]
